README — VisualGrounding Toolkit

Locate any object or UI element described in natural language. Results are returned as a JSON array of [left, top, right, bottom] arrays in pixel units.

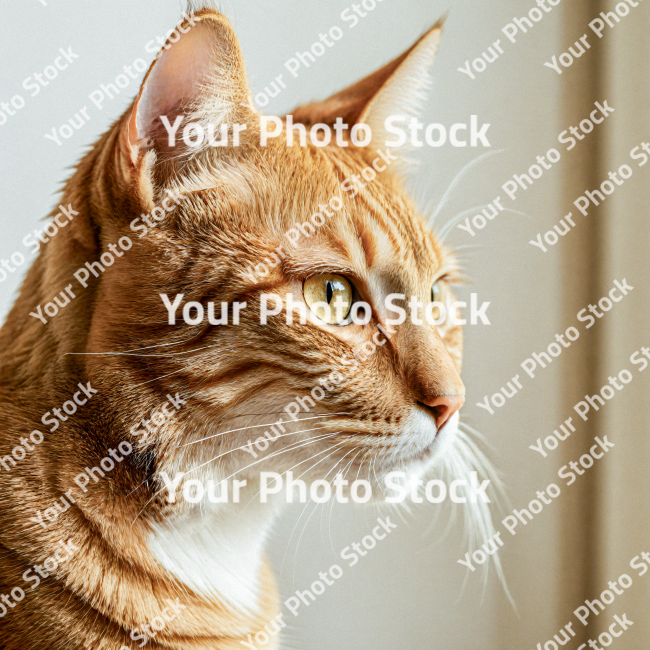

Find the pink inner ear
[[133, 22, 215, 145]]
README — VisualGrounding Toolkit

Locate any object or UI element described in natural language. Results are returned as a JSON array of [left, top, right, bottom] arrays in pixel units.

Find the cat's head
[[77, 8, 471, 507]]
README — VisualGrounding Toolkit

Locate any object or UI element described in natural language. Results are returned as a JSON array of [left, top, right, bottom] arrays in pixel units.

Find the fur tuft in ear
[[358, 22, 443, 149], [127, 9, 256, 188], [290, 20, 444, 152], [131, 22, 213, 150]]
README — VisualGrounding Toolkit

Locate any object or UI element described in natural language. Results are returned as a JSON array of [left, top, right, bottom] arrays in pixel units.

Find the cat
[[0, 5, 493, 649]]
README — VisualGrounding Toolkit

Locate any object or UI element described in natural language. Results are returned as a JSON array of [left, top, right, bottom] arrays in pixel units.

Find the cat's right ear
[[122, 10, 256, 191], [290, 21, 443, 155]]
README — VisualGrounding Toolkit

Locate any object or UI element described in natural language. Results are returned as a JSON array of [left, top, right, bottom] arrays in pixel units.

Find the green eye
[[304, 273, 353, 325]]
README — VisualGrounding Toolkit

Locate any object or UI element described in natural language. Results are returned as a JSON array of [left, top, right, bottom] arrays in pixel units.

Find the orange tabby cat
[[0, 6, 473, 649]]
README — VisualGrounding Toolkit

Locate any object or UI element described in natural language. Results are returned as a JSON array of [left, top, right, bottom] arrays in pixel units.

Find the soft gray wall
[[1, 1, 647, 649]]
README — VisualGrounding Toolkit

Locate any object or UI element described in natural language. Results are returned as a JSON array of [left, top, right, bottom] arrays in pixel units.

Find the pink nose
[[419, 394, 465, 431]]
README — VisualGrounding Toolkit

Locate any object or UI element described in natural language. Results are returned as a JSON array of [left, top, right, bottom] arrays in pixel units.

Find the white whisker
[[131, 428, 342, 524], [429, 421, 516, 610], [179, 413, 351, 447], [429, 149, 504, 227]]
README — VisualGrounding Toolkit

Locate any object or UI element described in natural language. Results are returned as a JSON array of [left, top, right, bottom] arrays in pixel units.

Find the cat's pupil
[[326, 281, 333, 304]]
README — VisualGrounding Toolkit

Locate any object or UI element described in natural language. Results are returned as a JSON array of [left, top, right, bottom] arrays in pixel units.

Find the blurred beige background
[[0, 0, 647, 647]]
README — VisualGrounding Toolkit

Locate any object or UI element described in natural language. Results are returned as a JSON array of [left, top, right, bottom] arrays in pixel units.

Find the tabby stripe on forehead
[[375, 198, 422, 255], [357, 197, 410, 262], [369, 187, 440, 269], [358, 227, 377, 269], [326, 158, 395, 247], [356, 179, 415, 240]]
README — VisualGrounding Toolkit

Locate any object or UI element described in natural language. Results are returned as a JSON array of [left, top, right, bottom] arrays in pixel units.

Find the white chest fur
[[148, 498, 278, 613]]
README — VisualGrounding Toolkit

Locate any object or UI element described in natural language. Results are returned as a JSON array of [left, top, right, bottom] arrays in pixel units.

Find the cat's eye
[[304, 273, 353, 325], [430, 281, 444, 321]]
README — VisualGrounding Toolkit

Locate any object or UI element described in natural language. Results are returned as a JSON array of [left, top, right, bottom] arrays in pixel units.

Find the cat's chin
[[358, 410, 462, 503], [396, 409, 460, 471]]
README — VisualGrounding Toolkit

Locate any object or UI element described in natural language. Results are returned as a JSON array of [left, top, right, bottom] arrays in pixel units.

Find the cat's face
[[88, 10, 465, 504]]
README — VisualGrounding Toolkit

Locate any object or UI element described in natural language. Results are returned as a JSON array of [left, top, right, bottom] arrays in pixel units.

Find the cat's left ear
[[123, 9, 256, 186], [290, 20, 443, 150]]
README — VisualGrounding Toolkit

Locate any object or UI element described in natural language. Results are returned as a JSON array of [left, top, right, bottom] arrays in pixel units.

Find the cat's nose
[[418, 394, 465, 431], [402, 329, 465, 424]]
